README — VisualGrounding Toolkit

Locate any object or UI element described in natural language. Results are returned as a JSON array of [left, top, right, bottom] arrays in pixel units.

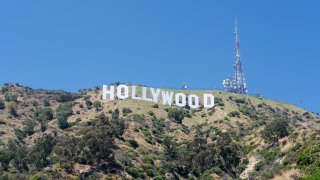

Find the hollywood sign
[[102, 84, 214, 109]]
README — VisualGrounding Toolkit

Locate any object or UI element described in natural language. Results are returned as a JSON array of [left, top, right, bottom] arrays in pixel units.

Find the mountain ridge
[[0, 83, 319, 180]]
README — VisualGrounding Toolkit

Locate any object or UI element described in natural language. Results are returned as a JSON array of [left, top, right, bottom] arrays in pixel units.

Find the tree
[[97, 113, 109, 125], [14, 128, 26, 142], [56, 102, 72, 129], [54, 92, 81, 103], [262, 118, 289, 144], [55, 124, 118, 170], [111, 117, 125, 139], [34, 107, 53, 132], [57, 111, 69, 129], [28, 135, 56, 169], [23, 119, 36, 136], [0, 140, 15, 171], [82, 126, 116, 165], [12, 145, 29, 172], [34, 107, 53, 121], [56, 102, 73, 116], [163, 136, 177, 160], [42, 107, 54, 120], [167, 108, 185, 124]]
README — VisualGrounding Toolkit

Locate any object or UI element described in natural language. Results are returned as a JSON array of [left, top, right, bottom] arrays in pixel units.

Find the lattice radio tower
[[223, 19, 248, 94]]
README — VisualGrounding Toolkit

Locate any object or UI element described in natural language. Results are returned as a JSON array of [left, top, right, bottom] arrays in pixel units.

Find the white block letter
[[161, 91, 174, 105], [131, 86, 142, 100], [117, 84, 129, 100], [150, 88, 160, 103], [204, 94, 215, 108], [102, 85, 115, 100], [188, 94, 199, 109], [142, 87, 153, 102], [175, 93, 186, 107]]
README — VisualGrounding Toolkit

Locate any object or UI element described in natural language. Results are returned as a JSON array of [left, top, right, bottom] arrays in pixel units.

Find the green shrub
[[0, 99, 5, 109], [167, 108, 187, 124], [127, 167, 145, 178], [153, 175, 165, 180], [76, 118, 82, 123], [303, 112, 311, 118], [234, 98, 246, 104], [295, 143, 320, 176], [11, 144, 29, 172], [85, 100, 93, 110], [128, 139, 139, 149], [32, 100, 39, 106], [132, 114, 145, 123], [153, 104, 159, 108], [33, 107, 53, 132], [144, 154, 154, 165], [302, 172, 320, 180], [29, 135, 56, 169], [163, 136, 177, 159], [96, 113, 108, 125], [5, 93, 18, 102], [8, 102, 18, 117], [93, 101, 102, 111], [227, 111, 240, 118], [35, 107, 53, 121], [262, 148, 280, 162], [122, 107, 132, 115], [86, 173, 100, 180], [14, 128, 26, 142], [239, 106, 257, 119], [55, 123, 118, 169], [56, 102, 73, 116], [215, 97, 224, 106], [56, 103, 72, 129], [111, 117, 126, 139], [42, 107, 54, 120], [262, 118, 289, 144], [23, 119, 36, 136], [145, 134, 154, 144], [208, 109, 215, 116], [43, 98, 50, 106], [255, 161, 264, 171], [57, 111, 69, 129], [148, 111, 155, 117], [30, 172, 49, 180], [112, 108, 120, 120], [54, 92, 81, 103]]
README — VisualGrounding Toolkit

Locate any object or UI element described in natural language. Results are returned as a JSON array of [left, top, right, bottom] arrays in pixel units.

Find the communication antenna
[[223, 19, 248, 94]]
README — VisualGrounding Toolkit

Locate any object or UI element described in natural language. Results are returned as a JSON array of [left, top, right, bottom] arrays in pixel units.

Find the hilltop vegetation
[[0, 83, 319, 180]]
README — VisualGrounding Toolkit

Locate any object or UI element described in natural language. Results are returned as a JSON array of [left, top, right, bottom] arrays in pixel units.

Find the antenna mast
[[223, 19, 248, 94]]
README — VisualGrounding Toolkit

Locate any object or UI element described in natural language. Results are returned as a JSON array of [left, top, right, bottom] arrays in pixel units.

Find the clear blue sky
[[0, 1, 319, 113]]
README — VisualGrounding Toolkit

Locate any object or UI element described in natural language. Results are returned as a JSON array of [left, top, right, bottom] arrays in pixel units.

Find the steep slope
[[0, 83, 319, 180]]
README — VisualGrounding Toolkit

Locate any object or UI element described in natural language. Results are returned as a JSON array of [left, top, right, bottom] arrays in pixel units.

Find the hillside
[[0, 83, 319, 180]]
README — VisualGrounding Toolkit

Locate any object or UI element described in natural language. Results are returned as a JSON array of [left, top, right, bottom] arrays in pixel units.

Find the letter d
[[204, 94, 214, 108]]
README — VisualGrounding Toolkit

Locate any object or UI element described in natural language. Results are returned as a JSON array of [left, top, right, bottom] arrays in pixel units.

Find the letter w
[[161, 91, 173, 105]]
